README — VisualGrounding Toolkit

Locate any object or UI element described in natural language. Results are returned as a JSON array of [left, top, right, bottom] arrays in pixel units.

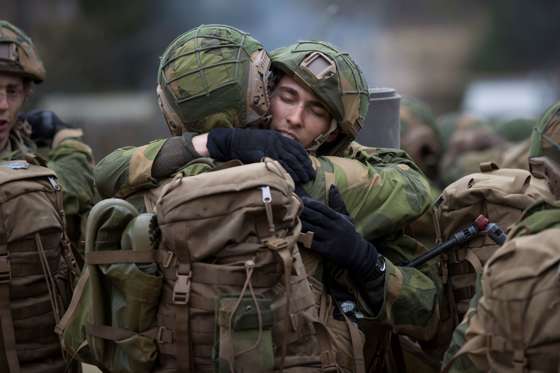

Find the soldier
[[0, 20, 96, 253], [0, 20, 95, 372], [399, 96, 443, 185], [437, 113, 509, 187], [442, 101, 560, 372], [399, 97, 442, 249], [94, 25, 443, 370]]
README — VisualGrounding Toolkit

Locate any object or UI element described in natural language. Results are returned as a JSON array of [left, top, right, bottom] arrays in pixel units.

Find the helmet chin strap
[[306, 118, 338, 154]]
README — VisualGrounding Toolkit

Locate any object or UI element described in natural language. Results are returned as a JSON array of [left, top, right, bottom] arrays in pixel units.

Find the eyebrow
[[276, 85, 327, 110]]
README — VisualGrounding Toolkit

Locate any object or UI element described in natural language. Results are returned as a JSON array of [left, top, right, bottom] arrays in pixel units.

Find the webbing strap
[[171, 224, 194, 373], [85, 249, 155, 265], [61, 233, 81, 280], [341, 314, 365, 373], [0, 253, 19, 373], [190, 262, 279, 287], [85, 323, 174, 345], [265, 239, 292, 371], [55, 268, 89, 336], [35, 234, 62, 324]]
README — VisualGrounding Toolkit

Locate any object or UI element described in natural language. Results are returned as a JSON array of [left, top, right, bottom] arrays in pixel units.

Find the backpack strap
[[341, 313, 366, 373], [264, 237, 293, 371], [170, 233, 193, 372], [35, 233, 63, 323], [0, 246, 19, 373], [0, 201, 19, 373]]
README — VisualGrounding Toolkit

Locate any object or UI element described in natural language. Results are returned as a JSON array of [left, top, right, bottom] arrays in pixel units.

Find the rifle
[[406, 215, 507, 268]]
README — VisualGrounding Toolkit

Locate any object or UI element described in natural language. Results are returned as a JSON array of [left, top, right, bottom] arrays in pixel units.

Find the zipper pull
[[261, 186, 275, 234], [48, 176, 61, 191]]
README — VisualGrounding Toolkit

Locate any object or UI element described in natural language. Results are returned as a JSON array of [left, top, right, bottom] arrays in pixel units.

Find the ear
[[326, 128, 340, 143]]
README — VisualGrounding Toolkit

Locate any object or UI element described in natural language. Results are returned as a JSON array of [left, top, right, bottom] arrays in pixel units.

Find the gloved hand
[[25, 110, 72, 144], [300, 189, 383, 283], [207, 128, 315, 184]]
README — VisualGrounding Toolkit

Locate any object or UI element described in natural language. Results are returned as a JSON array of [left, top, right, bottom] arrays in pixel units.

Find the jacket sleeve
[[306, 143, 441, 341], [304, 143, 433, 240], [94, 139, 167, 199], [358, 234, 442, 341], [47, 129, 96, 217]]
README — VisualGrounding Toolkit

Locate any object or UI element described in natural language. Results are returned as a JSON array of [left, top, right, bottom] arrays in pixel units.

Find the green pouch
[[214, 296, 274, 373]]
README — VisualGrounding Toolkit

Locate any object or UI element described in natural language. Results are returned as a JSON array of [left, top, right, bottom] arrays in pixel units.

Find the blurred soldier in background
[[399, 97, 442, 248], [494, 117, 535, 170], [400, 96, 443, 186], [437, 113, 508, 186], [442, 101, 560, 372]]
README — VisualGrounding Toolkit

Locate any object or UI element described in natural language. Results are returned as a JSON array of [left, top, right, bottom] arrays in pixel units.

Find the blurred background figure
[[400, 96, 443, 184], [437, 113, 507, 186]]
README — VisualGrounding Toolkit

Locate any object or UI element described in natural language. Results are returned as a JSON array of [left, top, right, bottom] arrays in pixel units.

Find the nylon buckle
[[163, 250, 175, 268], [157, 326, 173, 344], [0, 255, 11, 284], [172, 271, 192, 305]]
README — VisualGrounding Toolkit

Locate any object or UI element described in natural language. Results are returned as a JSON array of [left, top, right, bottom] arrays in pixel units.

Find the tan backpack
[[433, 162, 553, 324], [0, 160, 76, 373], [151, 159, 363, 373], [60, 159, 364, 373], [446, 201, 560, 372]]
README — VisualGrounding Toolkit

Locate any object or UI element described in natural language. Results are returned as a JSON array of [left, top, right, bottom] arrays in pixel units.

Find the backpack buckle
[[0, 255, 11, 284], [173, 270, 192, 305], [156, 326, 173, 344]]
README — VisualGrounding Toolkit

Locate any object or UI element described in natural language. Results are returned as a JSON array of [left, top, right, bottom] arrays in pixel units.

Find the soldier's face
[[270, 75, 332, 148], [0, 73, 27, 150]]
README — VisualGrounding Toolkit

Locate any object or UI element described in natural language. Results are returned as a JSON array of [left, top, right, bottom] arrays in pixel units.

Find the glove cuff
[[207, 127, 234, 161]]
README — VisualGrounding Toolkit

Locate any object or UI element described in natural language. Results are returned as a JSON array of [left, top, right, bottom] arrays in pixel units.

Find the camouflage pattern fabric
[[0, 20, 46, 83], [529, 101, 560, 163], [158, 24, 269, 134], [95, 139, 443, 340]]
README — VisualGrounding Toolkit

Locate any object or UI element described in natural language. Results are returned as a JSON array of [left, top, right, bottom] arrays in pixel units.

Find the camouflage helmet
[[399, 96, 442, 179], [0, 21, 45, 83], [157, 24, 271, 135], [270, 41, 369, 155], [529, 101, 560, 198]]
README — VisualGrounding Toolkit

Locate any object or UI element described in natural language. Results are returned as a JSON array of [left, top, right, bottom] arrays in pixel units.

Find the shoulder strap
[[0, 243, 19, 372]]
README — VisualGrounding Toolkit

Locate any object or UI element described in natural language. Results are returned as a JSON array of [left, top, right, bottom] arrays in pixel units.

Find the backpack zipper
[[261, 186, 275, 234]]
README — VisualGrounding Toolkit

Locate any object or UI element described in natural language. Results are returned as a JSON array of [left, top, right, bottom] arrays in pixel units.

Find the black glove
[[207, 128, 315, 184], [300, 193, 383, 283], [25, 110, 72, 144]]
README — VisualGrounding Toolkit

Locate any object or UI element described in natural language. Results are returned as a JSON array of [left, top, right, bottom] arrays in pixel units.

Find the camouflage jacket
[[95, 138, 442, 340], [443, 199, 560, 372], [0, 120, 96, 246]]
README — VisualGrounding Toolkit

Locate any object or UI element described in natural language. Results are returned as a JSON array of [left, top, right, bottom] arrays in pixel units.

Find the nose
[[286, 103, 304, 128]]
